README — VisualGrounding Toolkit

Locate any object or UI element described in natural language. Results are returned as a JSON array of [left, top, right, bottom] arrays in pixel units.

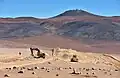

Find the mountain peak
[[54, 9, 98, 17]]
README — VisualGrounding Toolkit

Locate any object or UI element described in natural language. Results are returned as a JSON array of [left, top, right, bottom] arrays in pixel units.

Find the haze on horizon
[[0, 0, 120, 18]]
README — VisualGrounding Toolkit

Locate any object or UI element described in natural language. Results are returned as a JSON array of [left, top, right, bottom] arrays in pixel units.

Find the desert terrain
[[0, 39, 119, 78], [0, 9, 120, 78]]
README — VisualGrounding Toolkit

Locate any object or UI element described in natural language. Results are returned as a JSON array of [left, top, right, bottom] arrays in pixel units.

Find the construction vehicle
[[30, 48, 45, 59], [70, 55, 78, 62]]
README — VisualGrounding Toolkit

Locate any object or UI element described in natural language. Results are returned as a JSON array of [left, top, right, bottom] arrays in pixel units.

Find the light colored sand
[[0, 48, 120, 78]]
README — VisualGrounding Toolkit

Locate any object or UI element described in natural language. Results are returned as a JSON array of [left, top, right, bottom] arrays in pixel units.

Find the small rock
[[9, 68, 11, 70], [99, 68, 101, 70], [4, 74, 9, 77], [45, 68, 48, 71], [22, 67, 26, 69], [32, 72, 35, 74], [79, 72, 81, 74], [83, 68, 85, 70], [103, 69, 106, 71], [57, 67, 62, 70], [20, 68, 23, 70], [86, 69, 89, 71], [48, 62, 51, 64], [69, 67, 72, 69], [19, 52, 22, 55], [27, 68, 33, 71], [92, 68, 94, 70], [115, 69, 118, 71], [56, 74, 59, 76], [41, 67, 45, 69], [18, 71, 24, 73], [34, 67, 38, 69], [13, 66, 17, 69], [104, 72, 107, 74], [64, 68, 67, 69], [5, 68, 8, 70]]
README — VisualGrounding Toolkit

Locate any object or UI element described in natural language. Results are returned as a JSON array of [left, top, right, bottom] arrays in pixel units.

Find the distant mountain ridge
[[53, 9, 104, 18], [0, 9, 120, 41]]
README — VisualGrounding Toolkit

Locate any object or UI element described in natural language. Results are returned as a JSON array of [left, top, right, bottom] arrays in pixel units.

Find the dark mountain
[[56, 21, 120, 40], [0, 22, 48, 39], [15, 17, 40, 20], [53, 9, 104, 17], [0, 9, 120, 41]]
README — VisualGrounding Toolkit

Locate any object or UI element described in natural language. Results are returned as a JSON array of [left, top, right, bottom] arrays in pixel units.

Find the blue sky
[[0, 0, 120, 18]]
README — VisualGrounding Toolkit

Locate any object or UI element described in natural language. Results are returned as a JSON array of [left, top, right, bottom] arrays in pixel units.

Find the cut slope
[[56, 48, 120, 69]]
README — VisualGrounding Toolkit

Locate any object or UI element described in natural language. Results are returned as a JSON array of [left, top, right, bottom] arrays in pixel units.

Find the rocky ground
[[0, 47, 119, 78]]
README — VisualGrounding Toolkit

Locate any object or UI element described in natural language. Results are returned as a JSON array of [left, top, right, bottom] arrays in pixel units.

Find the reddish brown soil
[[8, 34, 120, 54]]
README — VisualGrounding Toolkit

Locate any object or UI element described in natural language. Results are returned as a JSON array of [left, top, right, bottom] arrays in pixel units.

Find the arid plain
[[0, 37, 120, 78]]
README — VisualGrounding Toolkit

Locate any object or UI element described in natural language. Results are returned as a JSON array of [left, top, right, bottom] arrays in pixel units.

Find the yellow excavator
[[30, 48, 45, 59]]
